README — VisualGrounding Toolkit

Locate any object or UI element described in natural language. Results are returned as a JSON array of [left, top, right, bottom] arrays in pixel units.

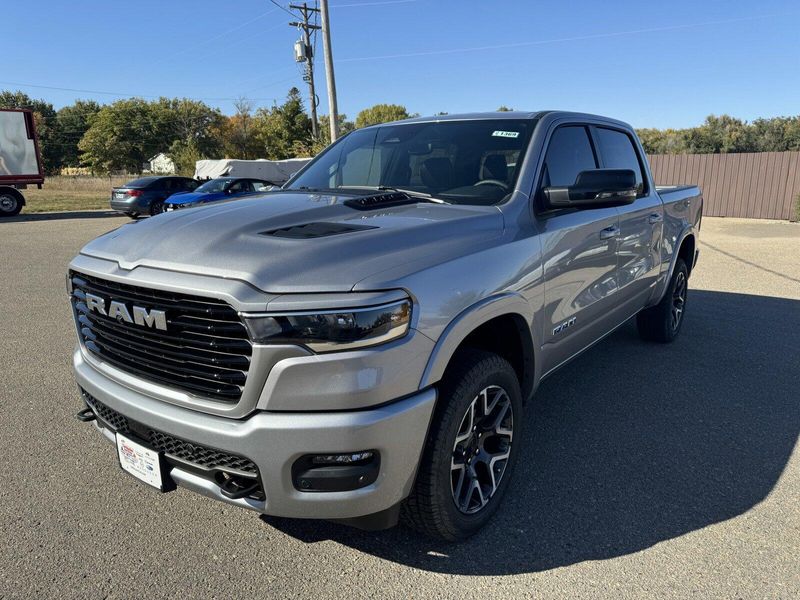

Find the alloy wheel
[[451, 385, 514, 514], [671, 271, 687, 331]]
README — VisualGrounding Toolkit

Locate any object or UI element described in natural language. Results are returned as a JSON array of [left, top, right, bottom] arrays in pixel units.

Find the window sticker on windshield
[[492, 130, 520, 138]]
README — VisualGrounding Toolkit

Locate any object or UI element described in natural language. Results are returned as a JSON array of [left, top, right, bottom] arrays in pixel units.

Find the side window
[[595, 127, 645, 194], [228, 181, 244, 193], [541, 126, 597, 188], [252, 180, 270, 192]]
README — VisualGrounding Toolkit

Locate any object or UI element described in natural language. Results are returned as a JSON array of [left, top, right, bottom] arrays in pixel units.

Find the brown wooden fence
[[647, 152, 800, 221]]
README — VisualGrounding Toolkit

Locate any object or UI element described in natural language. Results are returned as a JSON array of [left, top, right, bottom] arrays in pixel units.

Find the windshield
[[287, 119, 534, 205], [195, 179, 230, 193]]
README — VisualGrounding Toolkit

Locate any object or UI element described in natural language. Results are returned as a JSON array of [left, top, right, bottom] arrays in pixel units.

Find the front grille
[[69, 271, 252, 402], [82, 390, 259, 478]]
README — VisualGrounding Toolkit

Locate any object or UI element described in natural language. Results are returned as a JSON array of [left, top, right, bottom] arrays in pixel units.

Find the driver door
[[534, 125, 622, 374]]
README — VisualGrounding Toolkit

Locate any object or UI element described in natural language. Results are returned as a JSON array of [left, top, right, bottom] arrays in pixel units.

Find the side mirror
[[543, 169, 638, 209]]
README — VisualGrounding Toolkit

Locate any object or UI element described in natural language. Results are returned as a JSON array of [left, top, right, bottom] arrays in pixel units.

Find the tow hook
[[76, 407, 96, 422], [217, 473, 261, 500]]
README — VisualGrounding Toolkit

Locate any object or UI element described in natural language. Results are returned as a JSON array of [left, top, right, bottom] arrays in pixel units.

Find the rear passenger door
[[593, 126, 662, 309], [534, 125, 621, 373]]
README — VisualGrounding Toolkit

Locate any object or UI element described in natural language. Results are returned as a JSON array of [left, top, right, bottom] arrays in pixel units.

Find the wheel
[[637, 258, 689, 343], [149, 201, 164, 216], [402, 349, 522, 541], [0, 191, 23, 217]]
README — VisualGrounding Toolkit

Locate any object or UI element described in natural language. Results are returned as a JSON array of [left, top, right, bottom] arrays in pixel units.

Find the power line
[[337, 11, 797, 62], [155, 7, 281, 66], [269, 0, 300, 18], [0, 80, 282, 104], [330, 0, 420, 7]]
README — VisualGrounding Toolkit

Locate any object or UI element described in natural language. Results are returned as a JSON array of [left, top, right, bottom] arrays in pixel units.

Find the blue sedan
[[164, 177, 275, 211]]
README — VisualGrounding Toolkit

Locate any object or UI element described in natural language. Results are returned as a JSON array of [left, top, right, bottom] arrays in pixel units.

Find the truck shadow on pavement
[[2, 210, 124, 223], [262, 289, 800, 575]]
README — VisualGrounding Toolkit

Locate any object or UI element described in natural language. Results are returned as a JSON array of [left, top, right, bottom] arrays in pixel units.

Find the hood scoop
[[261, 221, 378, 239], [344, 192, 420, 211]]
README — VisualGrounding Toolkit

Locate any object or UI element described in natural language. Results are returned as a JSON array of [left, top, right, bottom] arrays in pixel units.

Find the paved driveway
[[1, 214, 798, 599]]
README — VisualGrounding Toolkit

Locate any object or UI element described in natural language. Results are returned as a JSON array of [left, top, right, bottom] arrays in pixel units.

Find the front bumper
[[74, 348, 436, 519]]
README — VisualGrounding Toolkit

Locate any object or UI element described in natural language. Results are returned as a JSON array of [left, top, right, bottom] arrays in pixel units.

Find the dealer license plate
[[116, 433, 166, 491]]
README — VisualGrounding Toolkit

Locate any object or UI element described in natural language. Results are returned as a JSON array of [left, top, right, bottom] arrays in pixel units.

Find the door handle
[[599, 225, 620, 240], [648, 213, 663, 224]]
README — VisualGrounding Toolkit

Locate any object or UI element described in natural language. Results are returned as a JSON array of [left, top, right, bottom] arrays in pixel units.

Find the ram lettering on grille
[[85, 292, 167, 331]]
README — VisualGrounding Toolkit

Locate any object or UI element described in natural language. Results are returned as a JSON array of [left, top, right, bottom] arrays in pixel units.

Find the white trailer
[[0, 108, 44, 217], [194, 158, 311, 184]]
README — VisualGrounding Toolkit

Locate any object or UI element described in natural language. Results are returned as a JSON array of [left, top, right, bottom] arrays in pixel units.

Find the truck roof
[[362, 110, 633, 130]]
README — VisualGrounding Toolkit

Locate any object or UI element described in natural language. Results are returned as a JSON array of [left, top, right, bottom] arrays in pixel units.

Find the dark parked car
[[110, 176, 199, 218], [163, 177, 274, 211]]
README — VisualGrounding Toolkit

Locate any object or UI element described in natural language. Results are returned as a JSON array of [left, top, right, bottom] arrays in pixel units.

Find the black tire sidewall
[[149, 201, 164, 216], [0, 193, 21, 217], [663, 259, 689, 341], [430, 352, 523, 538]]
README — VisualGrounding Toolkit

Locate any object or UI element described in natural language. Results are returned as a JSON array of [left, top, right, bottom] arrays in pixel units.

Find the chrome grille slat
[[70, 271, 252, 402], [78, 315, 250, 365]]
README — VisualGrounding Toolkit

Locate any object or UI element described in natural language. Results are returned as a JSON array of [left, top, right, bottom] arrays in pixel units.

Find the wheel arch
[[419, 293, 537, 401], [649, 226, 697, 306]]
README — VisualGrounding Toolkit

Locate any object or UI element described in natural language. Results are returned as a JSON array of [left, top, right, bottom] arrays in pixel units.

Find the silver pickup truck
[[69, 111, 702, 541]]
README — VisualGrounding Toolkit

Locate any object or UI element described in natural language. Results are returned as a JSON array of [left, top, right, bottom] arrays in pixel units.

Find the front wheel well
[[445, 314, 534, 401]]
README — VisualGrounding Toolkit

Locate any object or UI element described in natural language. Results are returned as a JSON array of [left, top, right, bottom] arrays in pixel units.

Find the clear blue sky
[[4, 0, 799, 128]]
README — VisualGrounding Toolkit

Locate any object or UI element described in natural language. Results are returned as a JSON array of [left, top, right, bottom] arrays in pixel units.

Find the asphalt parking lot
[[1, 213, 798, 599]]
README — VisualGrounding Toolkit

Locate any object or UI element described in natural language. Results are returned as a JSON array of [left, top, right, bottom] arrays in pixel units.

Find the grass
[[19, 175, 130, 213]]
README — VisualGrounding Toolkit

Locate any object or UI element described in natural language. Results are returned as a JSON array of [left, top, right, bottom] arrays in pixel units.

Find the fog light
[[292, 451, 380, 492], [311, 451, 374, 465]]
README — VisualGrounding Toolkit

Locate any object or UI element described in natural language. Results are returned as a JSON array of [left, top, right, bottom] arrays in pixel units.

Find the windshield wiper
[[337, 185, 449, 204]]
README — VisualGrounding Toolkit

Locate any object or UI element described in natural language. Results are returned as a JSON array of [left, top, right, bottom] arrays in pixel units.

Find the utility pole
[[289, 3, 320, 139], [319, 0, 339, 142]]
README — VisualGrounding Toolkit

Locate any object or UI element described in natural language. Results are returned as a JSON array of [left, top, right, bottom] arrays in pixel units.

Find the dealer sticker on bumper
[[116, 433, 165, 490]]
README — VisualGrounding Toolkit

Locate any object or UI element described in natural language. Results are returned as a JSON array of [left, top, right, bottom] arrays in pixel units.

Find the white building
[[144, 152, 176, 174]]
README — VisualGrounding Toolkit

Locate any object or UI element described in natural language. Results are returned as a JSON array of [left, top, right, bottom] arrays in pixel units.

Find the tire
[[0, 191, 23, 217], [125, 211, 139, 219], [149, 201, 164, 216], [637, 258, 689, 343], [402, 349, 522, 541]]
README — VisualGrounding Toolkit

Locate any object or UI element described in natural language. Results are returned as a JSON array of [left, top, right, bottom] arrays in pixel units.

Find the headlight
[[243, 300, 411, 352]]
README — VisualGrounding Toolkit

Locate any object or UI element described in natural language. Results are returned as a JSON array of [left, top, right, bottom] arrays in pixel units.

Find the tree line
[[0, 88, 413, 176], [3, 88, 799, 175]]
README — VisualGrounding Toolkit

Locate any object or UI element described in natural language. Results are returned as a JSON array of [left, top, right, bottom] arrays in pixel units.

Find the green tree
[[157, 98, 225, 172], [78, 98, 164, 173], [496, 105, 513, 112], [0, 90, 59, 173], [156, 98, 225, 158], [253, 88, 313, 159], [53, 100, 101, 168], [312, 114, 355, 154], [355, 103, 410, 128]]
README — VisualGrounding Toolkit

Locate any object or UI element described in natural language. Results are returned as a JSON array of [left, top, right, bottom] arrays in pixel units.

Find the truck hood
[[81, 191, 505, 293]]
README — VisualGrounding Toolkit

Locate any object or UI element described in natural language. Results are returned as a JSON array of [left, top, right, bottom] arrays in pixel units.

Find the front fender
[[419, 292, 538, 395]]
